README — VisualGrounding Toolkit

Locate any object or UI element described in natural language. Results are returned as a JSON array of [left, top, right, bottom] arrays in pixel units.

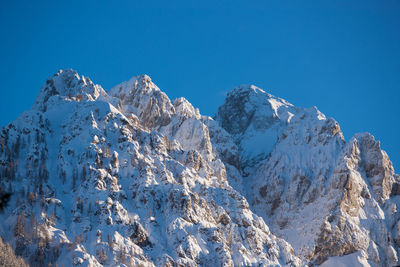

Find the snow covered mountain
[[215, 85, 400, 266], [0, 69, 399, 266]]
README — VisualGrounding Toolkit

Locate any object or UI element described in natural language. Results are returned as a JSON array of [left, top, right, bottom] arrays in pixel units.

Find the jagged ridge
[[0, 70, 399, 267], [0, 70, 299, 267]]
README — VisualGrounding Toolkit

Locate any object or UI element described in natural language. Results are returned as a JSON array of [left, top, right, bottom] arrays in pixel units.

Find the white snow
[[1, 70, 399, 267], [320, 251, 370, 267]]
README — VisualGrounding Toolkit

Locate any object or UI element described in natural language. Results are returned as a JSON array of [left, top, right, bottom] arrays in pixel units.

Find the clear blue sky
[[1, 0, 399, 171]]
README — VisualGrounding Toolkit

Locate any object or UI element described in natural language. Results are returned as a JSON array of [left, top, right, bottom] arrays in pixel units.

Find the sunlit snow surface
[[0, 70, 399, 266], [321, 251, 370, 267]]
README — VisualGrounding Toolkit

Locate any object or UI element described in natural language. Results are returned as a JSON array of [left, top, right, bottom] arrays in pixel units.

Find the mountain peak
[[110, 74, 155, 94], [129, 74, 154, 88], [228, 84, 266, 97], [216, 84, 294, 135], [49, 69, 95, 92], [110, 73, 174, 129], [32, 69, 103, 112], [54, 68, 78, 77], [215, 84, 298, 172]]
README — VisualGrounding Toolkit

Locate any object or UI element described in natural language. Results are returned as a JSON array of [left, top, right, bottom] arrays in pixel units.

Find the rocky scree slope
[[0, 70, 299, 267]]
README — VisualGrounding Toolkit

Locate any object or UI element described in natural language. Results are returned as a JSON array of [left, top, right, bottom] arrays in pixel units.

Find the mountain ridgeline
[[0, 69, 399, 266]]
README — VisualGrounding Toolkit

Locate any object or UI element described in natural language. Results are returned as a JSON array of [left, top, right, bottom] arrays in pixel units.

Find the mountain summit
[[0, 70, 399, 266]]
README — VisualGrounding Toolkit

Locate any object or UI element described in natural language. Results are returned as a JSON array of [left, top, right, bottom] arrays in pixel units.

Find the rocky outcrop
[[110, 74, 175, 129], [215, 85, 297, 175]]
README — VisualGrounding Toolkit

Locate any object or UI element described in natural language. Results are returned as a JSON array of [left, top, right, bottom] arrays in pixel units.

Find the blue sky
[[0, 0, 399, 170]]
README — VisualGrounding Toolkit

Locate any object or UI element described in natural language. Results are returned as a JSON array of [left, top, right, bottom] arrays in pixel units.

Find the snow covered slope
[[0, 70, 399, 266], [0, 70, 299, 266], [215, 85, 400, 266]]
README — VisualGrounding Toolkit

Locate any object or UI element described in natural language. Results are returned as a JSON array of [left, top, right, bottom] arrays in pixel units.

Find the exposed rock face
[[0, 236, 29, 267], [215, 85, 296, 175], [109, 74, 175, 129], [1, 70, 399, 266], [32, 69, 108, 112]]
